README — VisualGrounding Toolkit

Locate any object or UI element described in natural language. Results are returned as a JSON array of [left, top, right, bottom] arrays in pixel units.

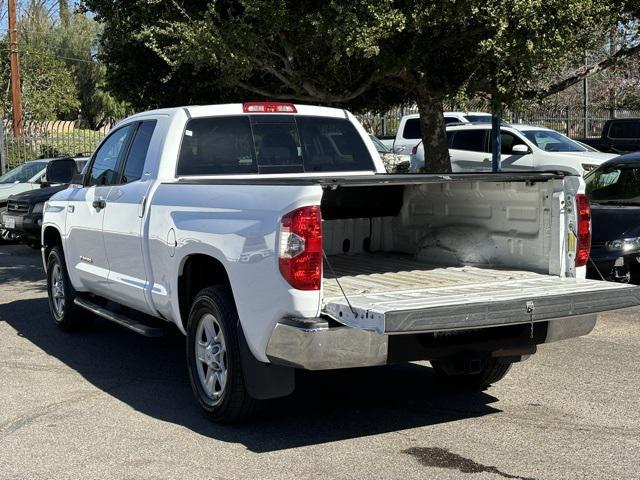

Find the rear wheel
[[46, 245, 84, 330], [430, 357, 513, 389], [186, 286, 257, 424]]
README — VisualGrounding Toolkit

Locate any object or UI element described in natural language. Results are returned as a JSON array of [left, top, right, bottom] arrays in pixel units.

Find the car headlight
[[606, 237, 640, 252], [32, 202, 44, 214]]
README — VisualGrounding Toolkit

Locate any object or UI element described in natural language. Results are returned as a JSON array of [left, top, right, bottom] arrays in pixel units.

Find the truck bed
[[322, 252, 640, 334], [323, 253, 543, 298]]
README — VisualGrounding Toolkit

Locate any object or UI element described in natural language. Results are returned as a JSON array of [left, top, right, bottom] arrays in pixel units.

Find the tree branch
[[238, 72, 379, 103], [527, 42, 640, 99]]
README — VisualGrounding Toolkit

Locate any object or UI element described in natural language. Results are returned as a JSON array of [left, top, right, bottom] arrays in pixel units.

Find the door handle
[[92, 198, 106, 210]]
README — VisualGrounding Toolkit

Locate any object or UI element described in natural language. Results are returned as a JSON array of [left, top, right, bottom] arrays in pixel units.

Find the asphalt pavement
[[0, 244, 639, 480]]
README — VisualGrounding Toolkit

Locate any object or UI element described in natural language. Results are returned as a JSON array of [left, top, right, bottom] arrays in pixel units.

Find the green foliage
[[53, 12, 130, 128], [85, 0, 640, 171], [0, 3, 128, 127], [0, 39, 79, 122]]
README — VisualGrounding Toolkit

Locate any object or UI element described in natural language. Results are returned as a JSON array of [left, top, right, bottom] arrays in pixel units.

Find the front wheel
[[46, 245, 83, 330], [430, 357, 513, 389], [0, 228, 19, 244], [186, 286, 257, 424]]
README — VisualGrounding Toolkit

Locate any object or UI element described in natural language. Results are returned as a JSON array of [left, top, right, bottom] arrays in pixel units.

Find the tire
[[186, 286, 257, 424], [430, 357, 513, 389], [0, 228, 19, 244], [46, 245, 84, 330]]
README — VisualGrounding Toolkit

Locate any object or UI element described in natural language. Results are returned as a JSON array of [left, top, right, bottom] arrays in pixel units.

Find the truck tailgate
[[322, 254, 640, 334]]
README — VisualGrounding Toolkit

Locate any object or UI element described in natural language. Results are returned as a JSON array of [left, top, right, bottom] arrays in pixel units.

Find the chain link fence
[[0, 119, 115, 174], [359, 104, 640, 140]]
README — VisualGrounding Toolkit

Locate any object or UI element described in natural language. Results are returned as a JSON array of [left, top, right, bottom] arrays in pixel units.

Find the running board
[[73, 298, 165, 337]]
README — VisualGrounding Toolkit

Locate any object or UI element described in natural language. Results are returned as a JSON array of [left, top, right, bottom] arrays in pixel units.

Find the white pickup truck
[[42, 102, 640, 423]]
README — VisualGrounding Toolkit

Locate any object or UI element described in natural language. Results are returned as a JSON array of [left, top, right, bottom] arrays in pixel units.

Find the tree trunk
[[415, 89, 451, 173]]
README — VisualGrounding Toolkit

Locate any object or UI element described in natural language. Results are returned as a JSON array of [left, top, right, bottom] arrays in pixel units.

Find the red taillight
[[279, 206, 322, 290], [243, 102, 297, 113], [576, 194, 591, 267], [411, 145, 418, 155]]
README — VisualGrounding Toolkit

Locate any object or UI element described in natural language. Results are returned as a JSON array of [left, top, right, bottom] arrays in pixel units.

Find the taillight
[[411, 145, 418, 155], [279, 206, 322, 290], [576, 194, 591, 267], [243, 102, 297, 113]]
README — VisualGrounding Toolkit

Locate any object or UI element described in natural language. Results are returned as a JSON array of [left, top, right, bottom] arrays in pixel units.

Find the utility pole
[[583, 51, 589, 139], [8, 0, 23, 137]]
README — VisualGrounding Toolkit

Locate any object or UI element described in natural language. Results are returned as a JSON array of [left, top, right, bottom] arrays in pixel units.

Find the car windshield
[[522, 130, 587, 152], [369, 135, 390, 153], [0, 161, 47, 184], [586, 164, 640, 205], [464, 115, 492, 123]]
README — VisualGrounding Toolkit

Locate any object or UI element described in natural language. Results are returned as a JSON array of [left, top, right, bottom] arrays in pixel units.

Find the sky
[[0, 0, 69, 33]]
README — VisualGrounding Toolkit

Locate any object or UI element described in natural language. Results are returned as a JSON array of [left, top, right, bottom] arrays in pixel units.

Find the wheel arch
[[177, 253, 233, 333], [41, 225, 63, 269]]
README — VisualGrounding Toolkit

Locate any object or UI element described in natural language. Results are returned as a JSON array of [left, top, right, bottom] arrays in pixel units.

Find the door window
[[88, 125, 133, 186], [450, 130, 486, 152], [121, 121, 157, 183], [498, 132, 528, 154]]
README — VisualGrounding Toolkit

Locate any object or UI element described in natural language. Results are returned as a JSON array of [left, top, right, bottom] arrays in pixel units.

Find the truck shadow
[[0, 297, 502, 453], [0, 245, 47, 288]]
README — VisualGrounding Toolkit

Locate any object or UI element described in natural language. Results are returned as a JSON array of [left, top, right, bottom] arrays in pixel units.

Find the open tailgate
[[323, 276, 640, 334]]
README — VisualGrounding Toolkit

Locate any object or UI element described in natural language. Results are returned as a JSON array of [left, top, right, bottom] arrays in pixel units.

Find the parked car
[[0, 159, 68, 242], [1, 158, 88, 246], [579, 118, 640, 153], [410, 124, 617, 175], [369, 134, 410, 173], [0, 159, 50, 208], [379, 112, 492, 152], [42, 102, 640, 423], [586, 153, 640, 283]]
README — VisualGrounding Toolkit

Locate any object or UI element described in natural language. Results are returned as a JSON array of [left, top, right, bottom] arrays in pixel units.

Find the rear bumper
[[265, 314, 597, 370]]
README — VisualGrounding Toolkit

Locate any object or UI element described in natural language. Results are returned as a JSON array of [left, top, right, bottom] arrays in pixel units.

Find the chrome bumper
[[266, 319, 387, 370], [265, 314, 597, 370]]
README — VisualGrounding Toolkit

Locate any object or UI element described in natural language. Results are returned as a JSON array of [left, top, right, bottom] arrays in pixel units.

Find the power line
[[0, 46, 98, 64], [0, 28, 98, 40]]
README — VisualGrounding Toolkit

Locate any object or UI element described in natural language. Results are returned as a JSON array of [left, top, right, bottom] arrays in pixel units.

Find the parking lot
[[0, 243, 638, 480]]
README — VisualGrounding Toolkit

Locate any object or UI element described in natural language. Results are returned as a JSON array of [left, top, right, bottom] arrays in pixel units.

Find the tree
[[53, 12, 130, 128], [86, 0, 640, 172]]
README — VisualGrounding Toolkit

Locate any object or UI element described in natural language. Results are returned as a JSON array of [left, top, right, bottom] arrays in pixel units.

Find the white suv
[[410, 124, 617, 175]]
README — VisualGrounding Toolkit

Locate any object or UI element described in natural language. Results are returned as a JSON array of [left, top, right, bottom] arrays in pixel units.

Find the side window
[[121, 121, 157, 183], [444, 116, 460, 125], [88, 126, 132, 186], [177, 116, 257, 175], [402, 118, 421, 139], [497, 132, 528, 155], [450, 130, 485, 152]]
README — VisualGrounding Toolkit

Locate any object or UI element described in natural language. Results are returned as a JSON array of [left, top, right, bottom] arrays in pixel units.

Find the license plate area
[[3, 216, 16, 229]]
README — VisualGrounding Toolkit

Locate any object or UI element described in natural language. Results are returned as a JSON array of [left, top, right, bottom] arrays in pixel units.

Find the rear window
[[177, 115, 373, 175], [608, 120, 639, 139], [450, 130, 486, 152]]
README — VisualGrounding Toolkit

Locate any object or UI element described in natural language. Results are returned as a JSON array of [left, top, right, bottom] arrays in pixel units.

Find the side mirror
[[45, 158, 77, 185], [512, 144, 530, 155]]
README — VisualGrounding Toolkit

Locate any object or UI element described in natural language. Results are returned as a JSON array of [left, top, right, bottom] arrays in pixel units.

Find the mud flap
[[239, 324, 295, 400]]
